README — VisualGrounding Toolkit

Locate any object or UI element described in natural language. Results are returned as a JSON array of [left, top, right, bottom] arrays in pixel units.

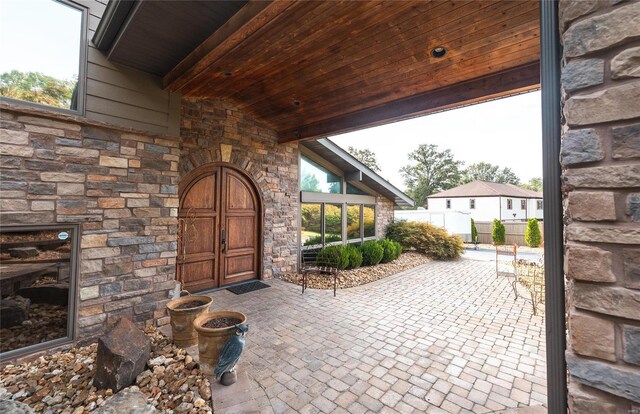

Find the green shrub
[[471, 218, 478, 243], [392, 241, 403, 259], [345, 244, 363, 269], [525, 218, 542, 247], [316, 245, 349, 270], [379, 239, 396, 264], [492, 219, 506, 245], [386, 220, 463, 260], [361, 240, 384, 266]]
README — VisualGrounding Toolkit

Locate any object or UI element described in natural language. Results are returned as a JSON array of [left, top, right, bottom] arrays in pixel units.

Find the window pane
[[301, 204, 322, 247], [521, 200, 526, 210], [324, 204, 342, 244], [300, 156, 342, 194], [347, 205, 361, 240], [0, 0, 82, 110], [363, 205, 375, 238], [0, 227, 75, 354], [346, 183, 369, 195]]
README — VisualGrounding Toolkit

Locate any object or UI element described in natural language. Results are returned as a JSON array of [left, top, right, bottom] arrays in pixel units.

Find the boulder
[[0, 400, 35, 414], [0, 296, 30, 328], [7, 247, 39, 259], [97, 389, 156, 414], [94, 318, 151, 392], [17, 284, 69, 306]]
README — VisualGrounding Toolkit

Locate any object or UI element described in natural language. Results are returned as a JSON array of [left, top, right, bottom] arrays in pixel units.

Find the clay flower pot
[[166, 294, 213, 348], [193, 311, 247, 376]]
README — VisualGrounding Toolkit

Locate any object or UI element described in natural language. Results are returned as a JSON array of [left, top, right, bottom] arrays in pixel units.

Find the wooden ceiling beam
[[278, 62, 540, 144], [162, 0, 295, 92]]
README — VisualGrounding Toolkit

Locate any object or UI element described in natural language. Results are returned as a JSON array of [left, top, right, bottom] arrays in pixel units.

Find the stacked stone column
[[559, 1, 640, 411]]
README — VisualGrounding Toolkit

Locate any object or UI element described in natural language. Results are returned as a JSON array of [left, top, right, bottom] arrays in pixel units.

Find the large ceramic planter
[[194, 311, 247, 376], [166, 294, 213, 348]]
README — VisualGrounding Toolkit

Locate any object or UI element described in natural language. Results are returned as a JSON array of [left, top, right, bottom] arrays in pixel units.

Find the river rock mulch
[[0, 327, 212, 413], [278, 251, 431, 290]]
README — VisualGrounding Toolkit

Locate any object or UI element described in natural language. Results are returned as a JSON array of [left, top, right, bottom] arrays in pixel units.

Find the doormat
[[226, 281, 270, 295]]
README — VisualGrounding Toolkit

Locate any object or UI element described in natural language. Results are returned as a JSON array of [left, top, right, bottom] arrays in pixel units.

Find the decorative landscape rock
[[94, 317, 151, 392], [0, 296, 30, 328], [0, 400, 35, 414], [17, 284, 69, 306], [97, 389, 156, 414], [7, 247, 39, 259]]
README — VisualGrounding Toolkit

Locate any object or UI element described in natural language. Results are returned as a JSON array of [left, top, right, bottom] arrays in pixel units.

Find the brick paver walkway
[[208, 259, 547, 413]]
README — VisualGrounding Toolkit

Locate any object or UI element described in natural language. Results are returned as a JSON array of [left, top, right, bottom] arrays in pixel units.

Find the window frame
[[521, 199, 527, 210], [507, 198, 513, 210], [446, 199, 451, 209], [537, 200, 543, 210], [469, 199, 475, 209], [300, 154, 344, 194], [0, 0, 88, 116]]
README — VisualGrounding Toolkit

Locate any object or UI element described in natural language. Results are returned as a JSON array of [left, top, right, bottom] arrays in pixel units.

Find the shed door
[[178, 166, 261, 291]]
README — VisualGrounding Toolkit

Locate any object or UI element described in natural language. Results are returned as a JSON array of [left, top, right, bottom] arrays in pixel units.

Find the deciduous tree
[[348, 146, 381, 172], [462, 162, 520, 184]]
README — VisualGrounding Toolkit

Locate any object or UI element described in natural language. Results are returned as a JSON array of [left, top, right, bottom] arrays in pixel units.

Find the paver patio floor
[[207, 259, 547, 414]]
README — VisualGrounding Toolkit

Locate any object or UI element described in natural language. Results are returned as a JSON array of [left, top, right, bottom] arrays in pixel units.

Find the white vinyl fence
[[394, 209, 472, 242]]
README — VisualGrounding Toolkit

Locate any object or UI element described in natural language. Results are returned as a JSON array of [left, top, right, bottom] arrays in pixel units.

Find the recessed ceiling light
[[292, 99, 301, 107], [222, 71, 233, 77], [431, 47, 447, 58]]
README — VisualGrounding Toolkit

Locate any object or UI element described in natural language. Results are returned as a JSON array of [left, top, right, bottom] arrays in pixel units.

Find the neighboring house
[[426, 180, 543, 222]]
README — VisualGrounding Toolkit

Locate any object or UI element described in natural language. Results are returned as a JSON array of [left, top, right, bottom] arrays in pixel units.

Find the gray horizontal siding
[[80, 0, 179, 136]]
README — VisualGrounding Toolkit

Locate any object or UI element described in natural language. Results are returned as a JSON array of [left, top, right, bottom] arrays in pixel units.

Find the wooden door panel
[[224, 254, 255, 281], [183, 218, 214, 255], [182, 174, 216, 209], [226, 217, 256, 250], [227, 175, 255, 210], [180, 260, 215, 291]]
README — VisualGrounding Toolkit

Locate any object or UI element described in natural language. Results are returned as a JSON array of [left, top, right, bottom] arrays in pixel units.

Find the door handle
[[221, 229, 226, 253]]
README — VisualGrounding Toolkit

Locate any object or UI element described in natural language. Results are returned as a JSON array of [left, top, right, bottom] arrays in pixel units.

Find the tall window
[[346, 183, 369, 195], [363, 205, 375, 238], [300, 156, 342, 194], [469, 199, 476, 209], [521, 200, 526, 210], [324, 204, 342, 244], [347, 205, 361, 240], [301, 203, 322, 247], [507, 199, 513, 209], [537, 200, 543, 210], [446, 199, 451, 209], [0, 0, 84, 112]]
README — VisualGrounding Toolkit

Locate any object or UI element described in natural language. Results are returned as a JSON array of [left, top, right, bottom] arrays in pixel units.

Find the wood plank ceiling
[[163, 0, 540, 142]]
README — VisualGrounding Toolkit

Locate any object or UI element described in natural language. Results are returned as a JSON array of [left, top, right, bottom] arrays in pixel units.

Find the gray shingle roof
[[428, 180, 542, 198]]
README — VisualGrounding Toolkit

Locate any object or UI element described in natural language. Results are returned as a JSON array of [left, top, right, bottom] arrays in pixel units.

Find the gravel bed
[[0, 327, 212, 413], [278, 251, 431, 290], [0, 302, 67, 353]]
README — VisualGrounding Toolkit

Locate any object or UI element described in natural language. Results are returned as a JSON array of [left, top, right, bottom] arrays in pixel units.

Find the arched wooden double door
[[178, 165, 262, 292]]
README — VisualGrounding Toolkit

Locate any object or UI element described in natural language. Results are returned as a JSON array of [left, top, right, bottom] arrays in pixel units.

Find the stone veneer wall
[[0, 104, 180, 340], [559, 1, 640, 411], [180, 98, 299, 277], [375, 196, 395, 239]]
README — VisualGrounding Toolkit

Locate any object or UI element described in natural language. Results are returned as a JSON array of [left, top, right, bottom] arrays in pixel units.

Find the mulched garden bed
[[278, 251, 431, 290], [0, 328, 213, 413]]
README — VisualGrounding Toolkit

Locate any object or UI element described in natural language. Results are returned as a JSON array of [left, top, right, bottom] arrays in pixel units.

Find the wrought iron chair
[[495, 243, 518, 299], [300, 248, 339, 297]]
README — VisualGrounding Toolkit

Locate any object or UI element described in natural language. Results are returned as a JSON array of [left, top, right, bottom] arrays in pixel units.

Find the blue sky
[[330, 91, 542, 191], [0, 0, 82, 81]]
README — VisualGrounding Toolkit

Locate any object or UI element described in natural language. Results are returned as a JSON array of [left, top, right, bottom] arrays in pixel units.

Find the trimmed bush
[[316, 245, 349, 270], [345, 244, 363, 269], [492, 219, 506, 245], [361, 240, 384, 266], [471, 218, 478, 243], [386, 220, 463, 260], [379, 239, 396, 264], [392, 241, 403, 259], [525, 218, 542, 247]]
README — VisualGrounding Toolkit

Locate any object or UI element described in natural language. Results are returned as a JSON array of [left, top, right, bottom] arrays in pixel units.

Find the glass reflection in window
[[363, 205, 375, 238], [346, 183, 369, 195], [324, 204, 342, 244], [300, 156, 342, 194], [301, 203, 322, 246], [347, 205, 361, 240], [0, 0, 83, 111]]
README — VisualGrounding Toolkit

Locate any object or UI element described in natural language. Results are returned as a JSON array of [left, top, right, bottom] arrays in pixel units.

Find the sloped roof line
[[428, 180, 542, 198]]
